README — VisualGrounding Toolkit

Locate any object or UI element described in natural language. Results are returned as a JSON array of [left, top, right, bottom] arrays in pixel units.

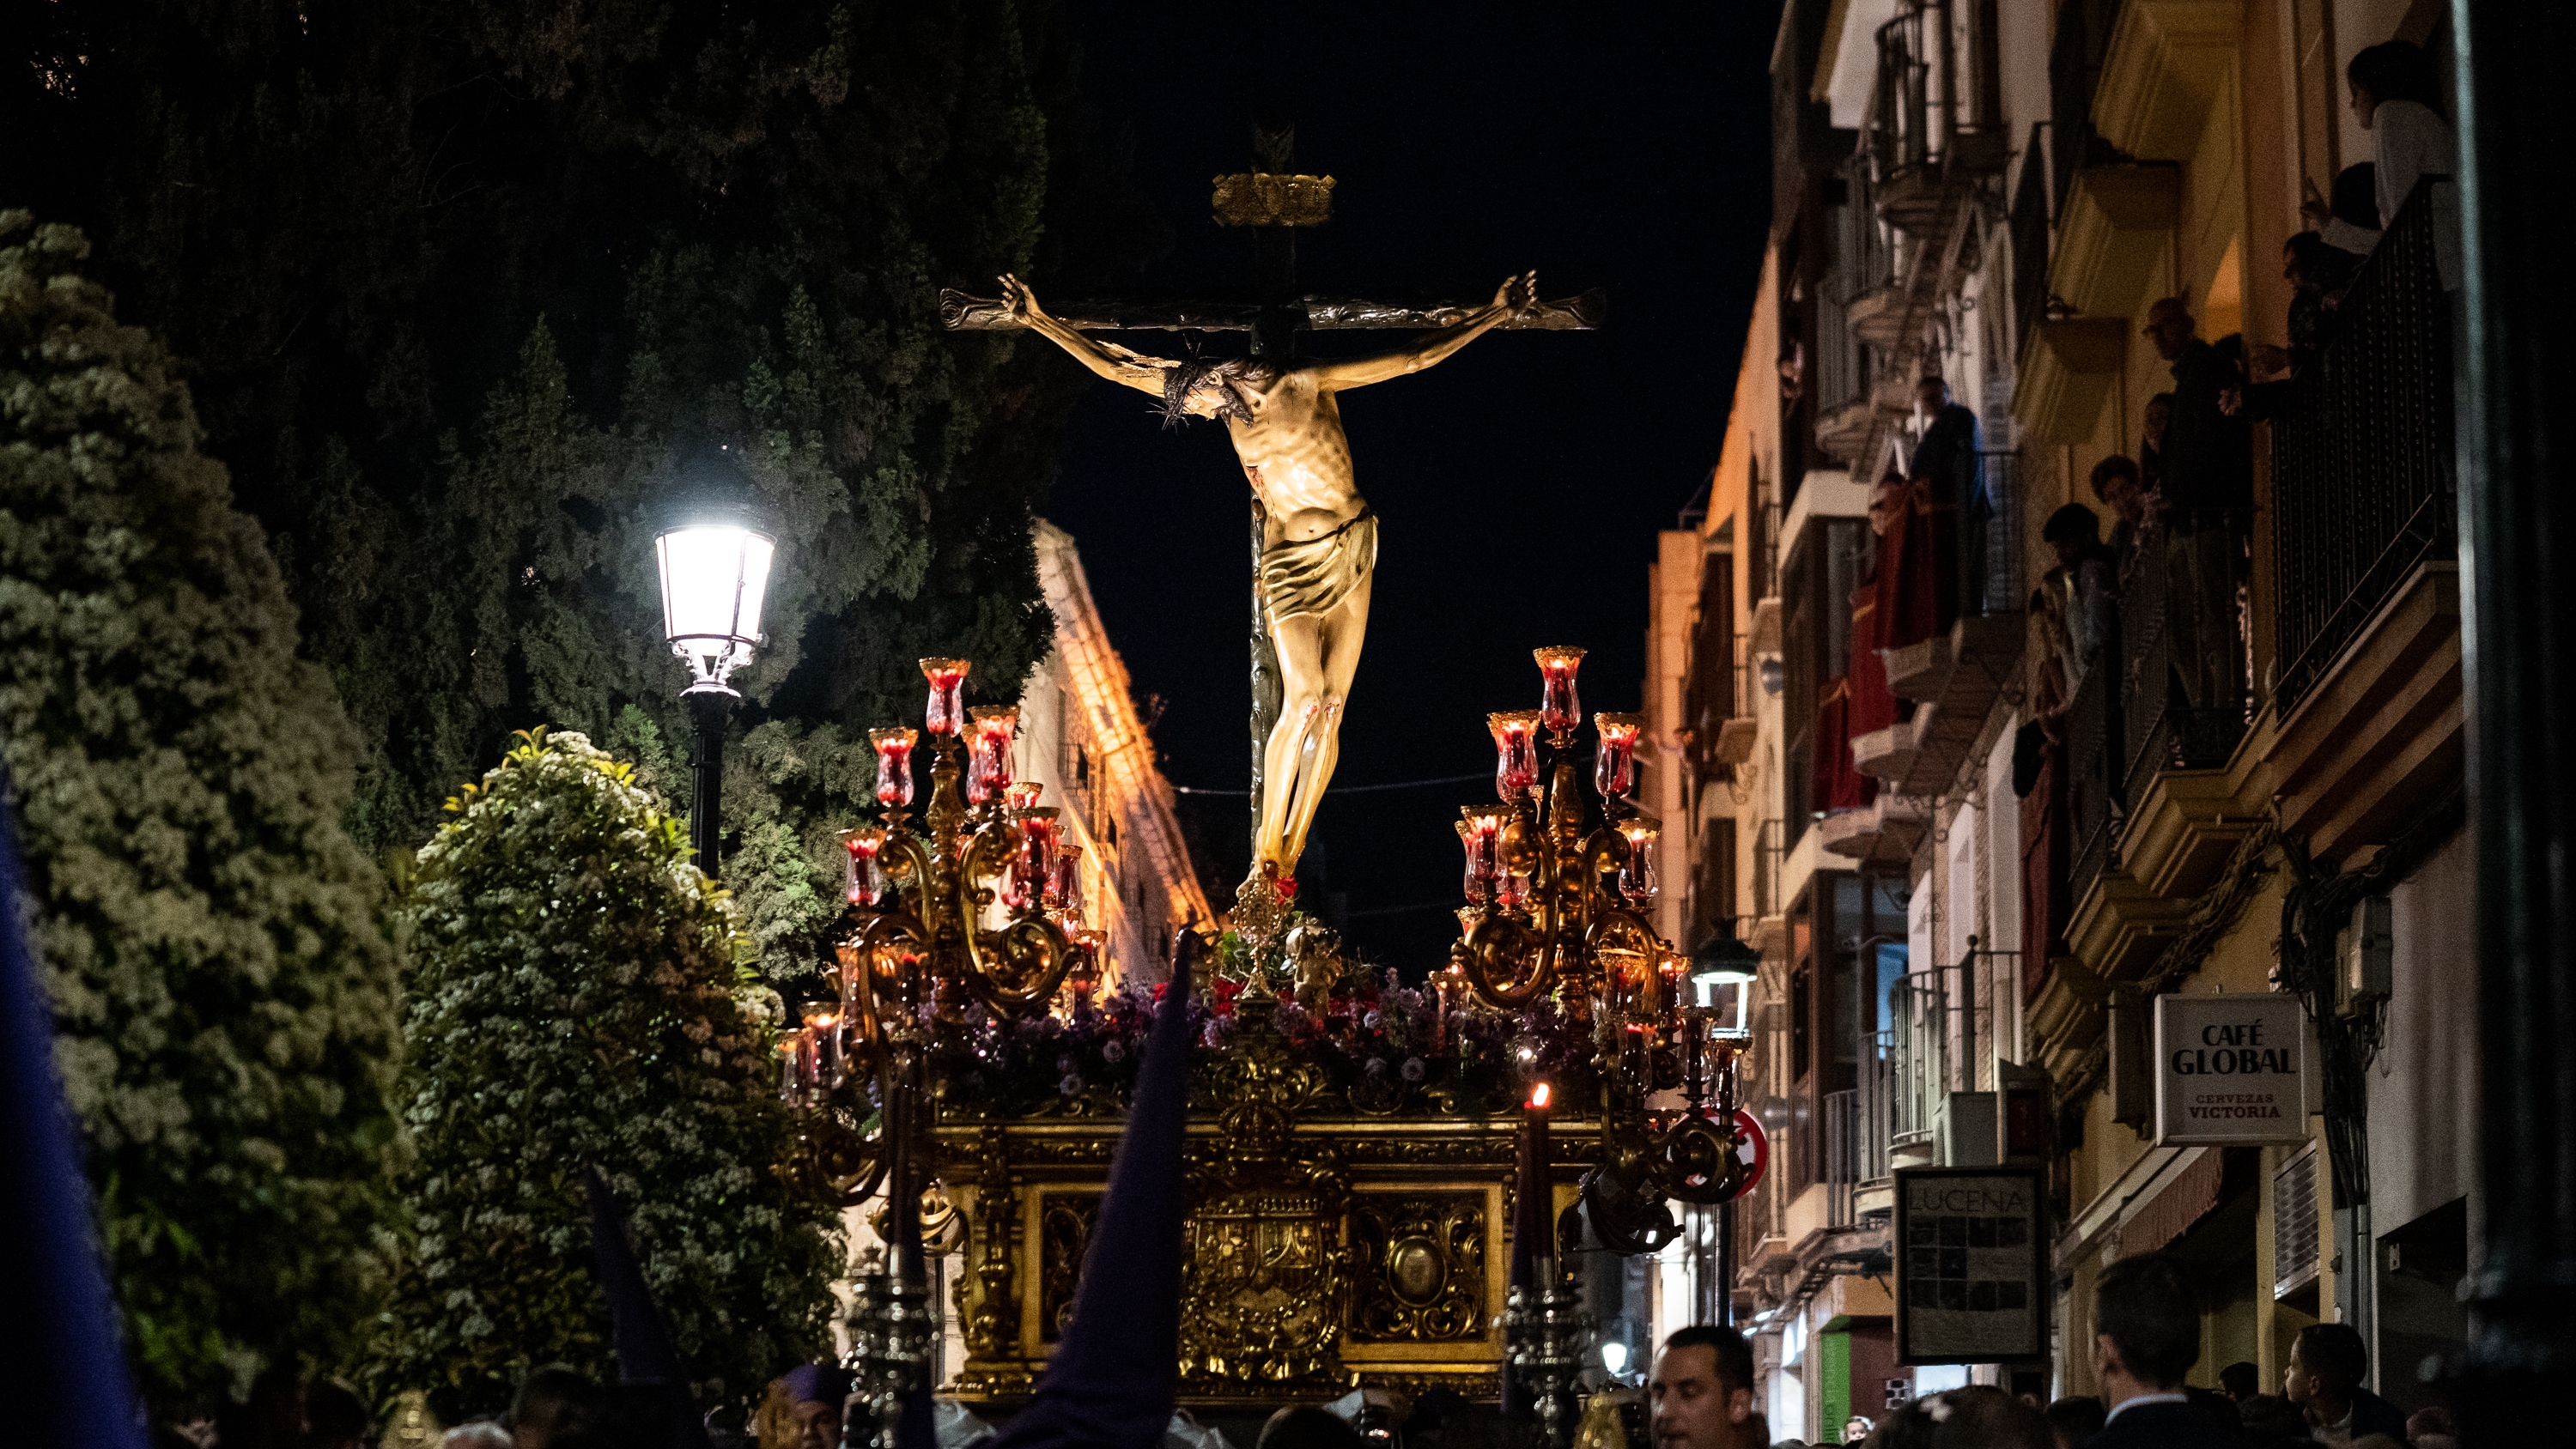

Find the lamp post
[[653, 456, 777, 880], [1690, 923, 1759, 1330]]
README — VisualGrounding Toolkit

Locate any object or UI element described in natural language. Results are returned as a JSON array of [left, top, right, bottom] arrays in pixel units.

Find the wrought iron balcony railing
[[2117, 511, 2253, 808], [2269, 183, 2458, 712]]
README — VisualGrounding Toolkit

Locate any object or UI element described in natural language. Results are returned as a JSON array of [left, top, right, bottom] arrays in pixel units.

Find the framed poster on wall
[[1893, 1166, 2047, 1365]]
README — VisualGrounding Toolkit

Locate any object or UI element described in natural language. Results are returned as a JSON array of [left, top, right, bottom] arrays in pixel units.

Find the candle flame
[[1529, 1082, 1552, 1110]]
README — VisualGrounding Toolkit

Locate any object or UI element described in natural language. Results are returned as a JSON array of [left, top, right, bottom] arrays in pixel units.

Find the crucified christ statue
[[999, 269, 1536, 882]]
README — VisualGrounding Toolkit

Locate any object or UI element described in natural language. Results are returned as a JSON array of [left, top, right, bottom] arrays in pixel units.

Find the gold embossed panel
[[1348, 1193, 1487, 1343]]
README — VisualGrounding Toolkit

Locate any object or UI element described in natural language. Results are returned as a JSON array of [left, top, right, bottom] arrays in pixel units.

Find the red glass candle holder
[[841, 825, 888, 906], [1009, 807, 1059, 909], [1488, 710, 1541, 800], [1006, 780, 1044, 814], [1657, 949, 1689, 1024], [803, 1007, 842, 1087], [1593, 711, 1643, 801], [919, 658, 972, 737], [1048, 840, 1085, 918], [869, 726, 918, 808], [779, 1034, 805, 1105], [1534, 646, 1587, 737], [966, 705, 1018, 804], [1458, 805, 1506, 902], [1617, 816, 1661, 904]]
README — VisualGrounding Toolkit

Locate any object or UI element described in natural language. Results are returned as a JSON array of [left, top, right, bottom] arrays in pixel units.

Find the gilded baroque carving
[[1037, 1195, 1102, 1343], [1176, 997, 1356, 1391]]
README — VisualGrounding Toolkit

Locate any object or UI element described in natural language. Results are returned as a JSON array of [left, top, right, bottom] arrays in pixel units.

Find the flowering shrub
[[378, 731, 839, 1418]]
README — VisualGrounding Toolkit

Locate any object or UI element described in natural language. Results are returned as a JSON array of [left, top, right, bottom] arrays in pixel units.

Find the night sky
[[1039, 1, 1783, 973]]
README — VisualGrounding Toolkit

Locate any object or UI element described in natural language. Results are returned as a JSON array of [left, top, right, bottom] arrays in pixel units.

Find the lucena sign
[[2152, 992, 2312, 1145]]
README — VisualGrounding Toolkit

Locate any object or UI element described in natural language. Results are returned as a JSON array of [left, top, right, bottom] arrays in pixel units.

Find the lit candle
[[1533, 646, 1587, 737], [1488, 710, 1541, 800], [870, 726, 918, 808], [1593, 711, 1643, 801], [919, 658, 971, 737]]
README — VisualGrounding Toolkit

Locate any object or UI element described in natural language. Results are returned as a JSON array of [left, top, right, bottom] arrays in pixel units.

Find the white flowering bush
[[380, 729, 838, 1418], [0, 212, 404, 1405]]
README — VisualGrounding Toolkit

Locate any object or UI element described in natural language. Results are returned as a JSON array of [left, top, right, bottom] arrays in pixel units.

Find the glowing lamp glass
[[656, 523, 775, 688]]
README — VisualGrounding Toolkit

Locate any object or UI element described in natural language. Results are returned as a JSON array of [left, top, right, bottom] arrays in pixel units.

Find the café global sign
[[2152, 992, 2312, 1146]]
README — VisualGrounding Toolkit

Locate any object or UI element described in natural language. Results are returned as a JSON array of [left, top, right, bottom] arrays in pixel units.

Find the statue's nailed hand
[[998, 273, 1038, 322], [1495, 270, 1538, 317]]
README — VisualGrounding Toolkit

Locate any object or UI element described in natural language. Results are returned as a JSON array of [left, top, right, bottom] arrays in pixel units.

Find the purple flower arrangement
[[923, 968, 1601, 1119]]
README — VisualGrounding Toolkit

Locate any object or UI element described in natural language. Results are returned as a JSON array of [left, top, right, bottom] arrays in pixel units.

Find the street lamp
[[1689, 922, 1762, 1330], [1689, 922, 1762, 1035], [654, 451, 776, 878]]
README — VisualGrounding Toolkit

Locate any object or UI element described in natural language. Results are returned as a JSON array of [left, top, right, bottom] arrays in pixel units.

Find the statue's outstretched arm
[[997, 273, 1172, 397], [1309, 271, 1536, 391]]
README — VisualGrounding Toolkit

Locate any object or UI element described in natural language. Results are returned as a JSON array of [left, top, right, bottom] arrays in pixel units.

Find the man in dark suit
[[2087, 1254, 2238, 1449], [2285, 1323, 2410, 1444]]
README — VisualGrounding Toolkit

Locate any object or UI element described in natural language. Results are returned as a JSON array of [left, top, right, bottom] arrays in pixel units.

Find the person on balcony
[[2143, 294, 2251, 726], [2087, 455, 2154, 581], [2300, 162, 2384, 261], [2245, 233, 2364, 413], [1906, 376, 1984, 626], [2347, 39, 2459, 289], [2138, 391, 2172, 506], [2042, 504, 2119, 696]]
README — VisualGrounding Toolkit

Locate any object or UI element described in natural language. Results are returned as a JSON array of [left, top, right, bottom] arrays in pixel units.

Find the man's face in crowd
[[2144, 303, 2196, 361], [1916, 379, 1948, 420], [1651, 1343, 1749, 1449], [793, 1398, 841, 1449], [2281, 1341, 2337, 1408]]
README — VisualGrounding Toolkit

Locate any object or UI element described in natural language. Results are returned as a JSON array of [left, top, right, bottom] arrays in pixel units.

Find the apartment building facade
[[1651, 0, 2472, 1433]]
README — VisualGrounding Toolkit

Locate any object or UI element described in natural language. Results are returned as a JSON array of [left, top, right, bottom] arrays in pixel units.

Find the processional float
[[786, 647, 1765, 1449]]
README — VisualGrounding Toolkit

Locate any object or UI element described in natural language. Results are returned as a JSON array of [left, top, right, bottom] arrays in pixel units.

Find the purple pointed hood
[[981, 934, 1201, 1449]]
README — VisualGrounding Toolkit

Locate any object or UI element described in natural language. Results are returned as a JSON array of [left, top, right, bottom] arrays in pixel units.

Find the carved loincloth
[[1260, 510, 1378, 625]]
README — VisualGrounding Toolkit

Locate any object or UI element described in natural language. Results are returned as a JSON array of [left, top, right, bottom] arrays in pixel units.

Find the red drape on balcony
[[1816, 679, 1874, 810], [2020, 738, 2068, 1003], [1880, 486, 1958, 652]]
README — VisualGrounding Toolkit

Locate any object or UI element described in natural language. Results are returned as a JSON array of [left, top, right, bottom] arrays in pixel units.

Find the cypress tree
[[0, 213, 404, 1403]]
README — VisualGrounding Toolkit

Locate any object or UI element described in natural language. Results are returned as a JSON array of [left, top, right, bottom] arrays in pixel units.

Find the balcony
[[1833, 2, 2008, 480], [1823, 1044, 1894, 1229], [2264, 184, 2462, 867], [1819, 792, 1929, 865]]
